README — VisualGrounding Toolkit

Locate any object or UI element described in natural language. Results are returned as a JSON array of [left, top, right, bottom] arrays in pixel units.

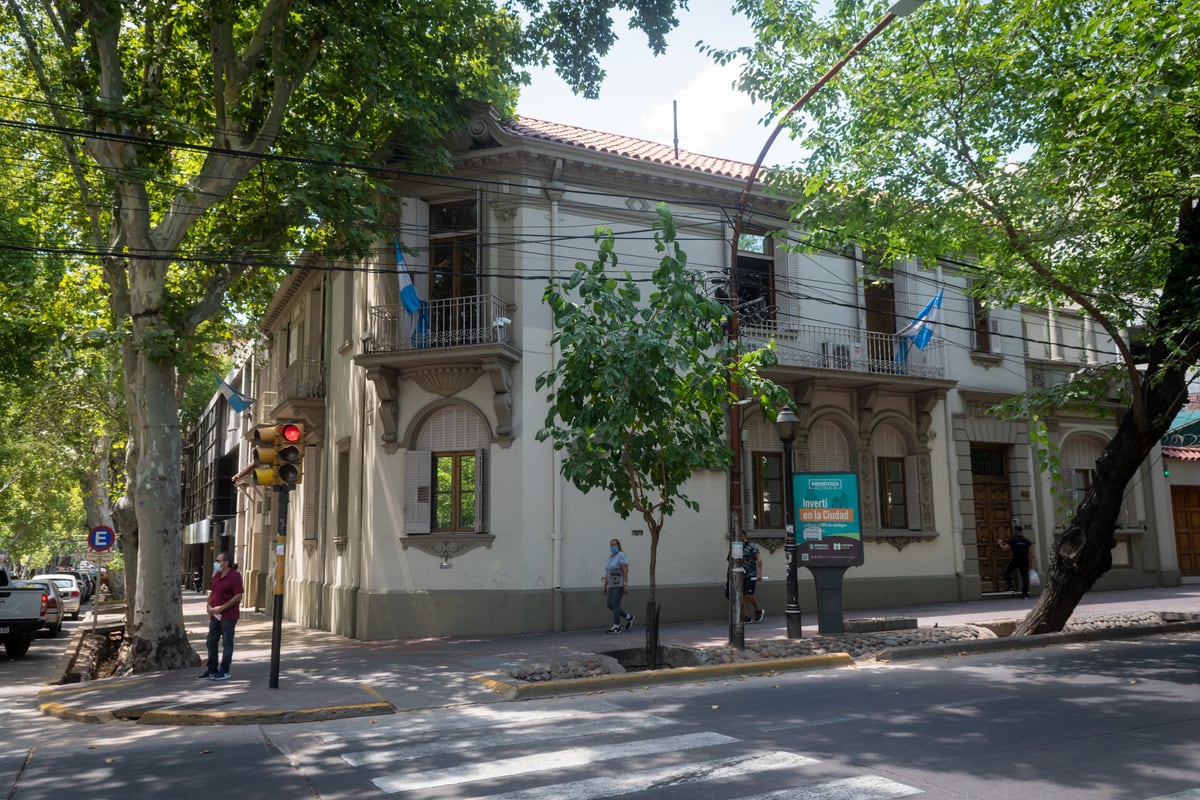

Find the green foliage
[[721, 0, 1199, 357], [720, 0, 1200, 624], [536, 205, 787, 598]]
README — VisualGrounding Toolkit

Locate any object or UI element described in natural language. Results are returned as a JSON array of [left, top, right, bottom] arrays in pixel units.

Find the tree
[[717, 0, 1200, 632], [0, 0, 689, 672], [536, 204, 787, 660]]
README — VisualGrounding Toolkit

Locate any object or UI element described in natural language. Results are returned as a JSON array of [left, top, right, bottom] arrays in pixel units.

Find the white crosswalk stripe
[[342, 712, 675, 766], [371, 731, 737, 793], [1145, 792, 1200, 800], [743, 775, 923, 799], [473, 751, 819, 800], [317, 700, 623, 743]]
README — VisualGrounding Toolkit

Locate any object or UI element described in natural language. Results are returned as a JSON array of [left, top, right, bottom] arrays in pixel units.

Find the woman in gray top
[[602, 538, 634, 633]]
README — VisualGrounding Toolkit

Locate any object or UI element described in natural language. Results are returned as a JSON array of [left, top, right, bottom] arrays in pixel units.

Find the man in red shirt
[[198, 551, 244, 681]]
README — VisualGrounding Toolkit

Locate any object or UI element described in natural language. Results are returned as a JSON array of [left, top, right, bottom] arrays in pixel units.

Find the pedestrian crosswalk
[[301, 700, 921, 799], [287, 701, 1200, 799]]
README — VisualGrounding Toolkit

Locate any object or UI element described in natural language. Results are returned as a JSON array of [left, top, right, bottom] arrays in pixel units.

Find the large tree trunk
[[122, 342, 198, 672], [1018, 198, 1200, 635]]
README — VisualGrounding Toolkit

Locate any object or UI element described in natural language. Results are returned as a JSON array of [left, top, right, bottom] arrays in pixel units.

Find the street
[[3, 628, 1199, 799]]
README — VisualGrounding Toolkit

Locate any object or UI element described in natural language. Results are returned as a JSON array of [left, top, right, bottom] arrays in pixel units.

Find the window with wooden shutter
[[405, 405, 489, 535], [809, 421, 850, 472]]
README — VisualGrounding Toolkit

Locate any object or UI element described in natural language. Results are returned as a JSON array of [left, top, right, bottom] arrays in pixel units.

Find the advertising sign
[[794, 472, 865, 567]]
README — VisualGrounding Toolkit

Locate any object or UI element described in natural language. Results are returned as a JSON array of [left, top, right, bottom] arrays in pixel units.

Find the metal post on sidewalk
[[776, 408, 803, 638], [269, 486, 289, 689], [729, 534, 745, 650]]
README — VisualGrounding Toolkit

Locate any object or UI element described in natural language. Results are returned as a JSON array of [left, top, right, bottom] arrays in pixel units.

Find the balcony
[[354, 294, 520, 450], [742, 321, 949, 384], [268, 360, 325, 429]]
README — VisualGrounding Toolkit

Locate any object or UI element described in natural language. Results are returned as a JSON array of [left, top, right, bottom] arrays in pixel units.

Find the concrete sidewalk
[[35, 584, 1200, 726]]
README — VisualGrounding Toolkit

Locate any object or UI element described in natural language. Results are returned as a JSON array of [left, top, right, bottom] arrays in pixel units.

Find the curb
[[877, 619, 1200, 662], [38, 701, 113, 725], [43, 626, 88, 687], [129, 699, 396, 726], [474, 652, 855, 700], [36, 681, 396, 726]]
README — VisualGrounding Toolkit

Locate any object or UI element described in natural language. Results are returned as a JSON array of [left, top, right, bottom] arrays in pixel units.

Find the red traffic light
[[279, 422, 303, 443]]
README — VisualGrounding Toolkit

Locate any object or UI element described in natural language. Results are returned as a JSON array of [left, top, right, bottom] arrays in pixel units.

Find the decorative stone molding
[[404, 365, 480, 397], [857, 386, 879, 442], [858, 450, 878, 532], [467, 115, 497, 146], [483, 358, 514, 446], [917, 451, 934, 528], [492, 203, 519, 221], [914, 391, 940, 444], [866, 530, 939, 551], [401, 533, 495, 560], [969, 351, 1005, 368], [747, 534, 786, 554], [364, 366, 401, 453]]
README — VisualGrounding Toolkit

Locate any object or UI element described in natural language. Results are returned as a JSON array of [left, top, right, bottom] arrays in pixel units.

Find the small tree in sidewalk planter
[[536, 204, 788, 667]]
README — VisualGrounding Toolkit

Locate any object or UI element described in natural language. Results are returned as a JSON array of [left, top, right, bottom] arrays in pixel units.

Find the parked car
[[58, 569, 93, 603], [31, 574, 82, 620], [0, 566, 45, 657], [14, 579, 63, 636]]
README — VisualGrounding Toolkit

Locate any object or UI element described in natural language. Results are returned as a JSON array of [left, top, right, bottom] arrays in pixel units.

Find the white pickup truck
[[0, 566, 46, 657]]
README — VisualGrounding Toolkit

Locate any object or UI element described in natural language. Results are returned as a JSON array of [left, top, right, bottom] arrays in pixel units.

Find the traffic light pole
[[269, 486, 290, 689]]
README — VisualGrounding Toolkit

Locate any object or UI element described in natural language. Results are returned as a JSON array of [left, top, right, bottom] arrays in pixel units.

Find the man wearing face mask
[[198, 551, 243, 681]]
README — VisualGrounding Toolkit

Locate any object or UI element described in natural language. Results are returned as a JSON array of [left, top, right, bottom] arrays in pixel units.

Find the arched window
[[874, 422, 918, 530], [404, 405, 490, 534], [809, 420, 850, 472]]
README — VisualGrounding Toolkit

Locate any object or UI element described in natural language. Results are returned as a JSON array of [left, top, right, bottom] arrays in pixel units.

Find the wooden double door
[[1171, 485, 1200, 576], [972, 445, 1014, 592]]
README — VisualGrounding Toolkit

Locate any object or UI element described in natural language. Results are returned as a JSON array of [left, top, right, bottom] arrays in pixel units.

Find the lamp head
[[888, 0, 927, 17], [775, 407, 801, 442]]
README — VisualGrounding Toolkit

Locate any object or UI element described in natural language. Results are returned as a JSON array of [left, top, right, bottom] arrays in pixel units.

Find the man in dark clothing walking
[[1001, 525, 1034, 598]]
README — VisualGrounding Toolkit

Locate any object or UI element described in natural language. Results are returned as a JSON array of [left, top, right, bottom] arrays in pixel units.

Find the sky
[[515, 6, 810, 168]]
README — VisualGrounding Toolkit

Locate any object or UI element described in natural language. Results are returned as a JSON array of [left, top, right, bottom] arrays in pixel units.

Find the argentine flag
[[395, 237, 429, 345], [215, 374, 254, 414], [898, 288, 944, 350]]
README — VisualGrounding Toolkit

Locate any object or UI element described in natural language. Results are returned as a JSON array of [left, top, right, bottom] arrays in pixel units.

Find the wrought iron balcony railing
[[276, 359, 325, 401], [364, 294, 512, 353], [741, 321, 946, 379]]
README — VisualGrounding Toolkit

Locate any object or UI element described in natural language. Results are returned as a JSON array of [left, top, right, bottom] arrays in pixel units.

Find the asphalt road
[[3, 626, 1199, 800]]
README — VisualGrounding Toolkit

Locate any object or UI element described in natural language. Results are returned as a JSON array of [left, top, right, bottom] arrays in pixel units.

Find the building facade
[[194, 107, 1184, 640]]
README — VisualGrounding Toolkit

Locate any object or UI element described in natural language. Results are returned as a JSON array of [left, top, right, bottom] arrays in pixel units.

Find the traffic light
[[252, 422, 306, 487]]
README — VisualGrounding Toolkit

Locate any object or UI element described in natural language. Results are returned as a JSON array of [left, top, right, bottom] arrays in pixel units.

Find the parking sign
[[88, 525, 116, 552]]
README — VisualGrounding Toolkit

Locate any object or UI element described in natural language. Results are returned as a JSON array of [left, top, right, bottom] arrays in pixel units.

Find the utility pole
[[724, 0, 928, 647]]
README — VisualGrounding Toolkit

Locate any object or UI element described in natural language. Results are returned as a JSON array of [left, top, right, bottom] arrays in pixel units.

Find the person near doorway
[[1000, 525, 1034, 598], [602, 538, 634, 633], [199, 551, 244, 681]]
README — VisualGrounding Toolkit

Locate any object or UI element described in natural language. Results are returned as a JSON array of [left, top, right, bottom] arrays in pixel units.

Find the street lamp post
[[725, 0, 927, 647], [776, 408, 802, 638]]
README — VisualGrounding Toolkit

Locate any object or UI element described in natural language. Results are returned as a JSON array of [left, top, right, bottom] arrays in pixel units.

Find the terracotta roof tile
[[506, 117, 756, 181], [1162, 446, 1200, 461]]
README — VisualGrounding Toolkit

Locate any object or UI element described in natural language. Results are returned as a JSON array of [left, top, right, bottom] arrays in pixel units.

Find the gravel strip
[[507, 610, 1197, 682]]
